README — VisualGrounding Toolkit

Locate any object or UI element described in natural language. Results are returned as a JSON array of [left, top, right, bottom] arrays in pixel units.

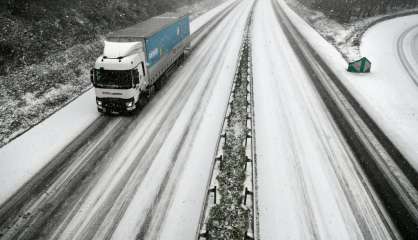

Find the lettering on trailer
[[149, 48, 159, 60]]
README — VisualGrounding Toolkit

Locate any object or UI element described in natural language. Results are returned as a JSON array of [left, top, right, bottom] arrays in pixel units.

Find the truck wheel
[[147, 85, 155, 98], [126, 110, 135, 116], [137, 93, 148, 108], [180, 53, 185, 63], [155, 78, 163, 91]]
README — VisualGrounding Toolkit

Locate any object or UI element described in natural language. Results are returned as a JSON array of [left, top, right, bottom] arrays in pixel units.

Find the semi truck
[[90, 12, 190, 113]]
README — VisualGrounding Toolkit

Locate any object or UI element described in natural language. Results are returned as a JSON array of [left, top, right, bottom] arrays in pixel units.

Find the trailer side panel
[[145, 16, 190, 68]]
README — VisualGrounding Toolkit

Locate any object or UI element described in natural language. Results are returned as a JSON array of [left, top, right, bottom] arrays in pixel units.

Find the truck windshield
[[95, 70, 133, 89]]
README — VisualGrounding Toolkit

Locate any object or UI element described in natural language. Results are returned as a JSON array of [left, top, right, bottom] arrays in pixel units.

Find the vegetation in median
[[207, 37, 252, 240]]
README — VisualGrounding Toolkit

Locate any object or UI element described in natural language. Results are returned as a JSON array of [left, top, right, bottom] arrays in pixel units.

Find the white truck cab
[[92, 41, 147, 113]]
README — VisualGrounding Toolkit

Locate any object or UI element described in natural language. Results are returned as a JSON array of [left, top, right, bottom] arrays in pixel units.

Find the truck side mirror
[[133, 69, 140, 85], [90, 69, 95, 85]]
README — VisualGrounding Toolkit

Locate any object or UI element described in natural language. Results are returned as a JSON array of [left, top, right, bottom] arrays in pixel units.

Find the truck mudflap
[[96, 97, 135, 114]]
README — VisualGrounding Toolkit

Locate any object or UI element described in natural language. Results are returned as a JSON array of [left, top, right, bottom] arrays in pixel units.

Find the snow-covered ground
[[253, 0, 396, 239], [285, 0, 418, 62], [176, 0, 228, 20], [0, 90, 99, 206], [398, 23, 418, 83], [0, 0, 238, 207], [361, 16, 418, 170], [276, 0, 418, 171], [190, 0, 237, 33]]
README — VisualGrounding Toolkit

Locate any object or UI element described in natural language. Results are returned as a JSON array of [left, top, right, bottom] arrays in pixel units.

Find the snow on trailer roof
[[106, 12, 187, 42]]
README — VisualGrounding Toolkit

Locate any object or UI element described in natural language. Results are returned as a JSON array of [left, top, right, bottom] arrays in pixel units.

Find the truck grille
[[101, 98, 126, 112]]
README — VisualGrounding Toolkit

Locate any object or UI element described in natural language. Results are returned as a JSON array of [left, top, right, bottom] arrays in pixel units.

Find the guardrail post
[[244, 156, 252, 171], [208, 186, 217, 204], [243, 187, 253, 205], [246, 129, 252, 139], [244, 232, 254, 240], [216, 155, 223, 169], [199, 231, 209, 239]]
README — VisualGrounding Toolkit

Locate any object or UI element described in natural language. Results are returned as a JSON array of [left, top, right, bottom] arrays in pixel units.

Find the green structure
[[348, 57, 371, 73]]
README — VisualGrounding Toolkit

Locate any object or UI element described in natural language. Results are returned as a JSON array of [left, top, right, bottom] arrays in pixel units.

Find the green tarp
[[348, 57, 371, 73]]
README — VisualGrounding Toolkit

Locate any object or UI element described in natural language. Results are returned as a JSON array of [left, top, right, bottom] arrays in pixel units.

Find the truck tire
[[147, 85, 155, 98], [136, 92, 148, 108], [155, 78, 164, 91]]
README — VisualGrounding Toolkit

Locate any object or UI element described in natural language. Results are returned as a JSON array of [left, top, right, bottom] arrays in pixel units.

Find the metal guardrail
[[196, 0, 258, 238]]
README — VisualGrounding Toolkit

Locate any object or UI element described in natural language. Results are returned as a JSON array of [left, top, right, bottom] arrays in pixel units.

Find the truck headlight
[[126, 101, 133, 107], [97, 100, 102, 106]]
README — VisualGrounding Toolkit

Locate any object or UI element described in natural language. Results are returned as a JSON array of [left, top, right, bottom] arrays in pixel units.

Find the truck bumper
[[96, 97, 136, 114]]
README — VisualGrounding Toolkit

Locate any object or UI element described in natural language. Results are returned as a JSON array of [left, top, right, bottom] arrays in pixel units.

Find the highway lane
[[0, 0, 253, 239], [259, 0, 418, 239], [252, 0, 403, 239]]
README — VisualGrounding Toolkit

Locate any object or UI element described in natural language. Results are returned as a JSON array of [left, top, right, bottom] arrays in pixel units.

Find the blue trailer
[[91, 13, 190, 113]]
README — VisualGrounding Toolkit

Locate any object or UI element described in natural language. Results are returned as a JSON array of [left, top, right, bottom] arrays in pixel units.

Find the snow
[[285, 0, 418, 62], [285, 0, 362, 61], [0, 2, 236, 207], [2, 0, 417, 238], [115, 2, 253, 238], [0, 90, 99, 205], [277, 0, 418, 171], [43, 1, 254, 238], [103, 41, 142, 58], [361, 17, 418, 170], [190, 0, 238, 33], [399, 24, 418, 82], [253, 0, 395, 239]]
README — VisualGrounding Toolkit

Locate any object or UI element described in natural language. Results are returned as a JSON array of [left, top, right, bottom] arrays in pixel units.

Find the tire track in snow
[[44, 4, 248, 239], [134, 3, 251, 238], [271, 0, 418, 238], [0, 5, 241, 239], [252, 0, 407, 239], [265, 17, 379, 239], [44, 62, 208, 238], [397, 24, 418, 88], [49, 23, 235, 239], [0, 116, 132, 239]]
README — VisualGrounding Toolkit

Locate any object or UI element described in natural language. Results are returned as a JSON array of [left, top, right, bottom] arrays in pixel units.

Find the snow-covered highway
[[0, 0, 238, 209], [0, 0, 253, 238], [1, 0, 418, 239], [253, 0, 400, 239]]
